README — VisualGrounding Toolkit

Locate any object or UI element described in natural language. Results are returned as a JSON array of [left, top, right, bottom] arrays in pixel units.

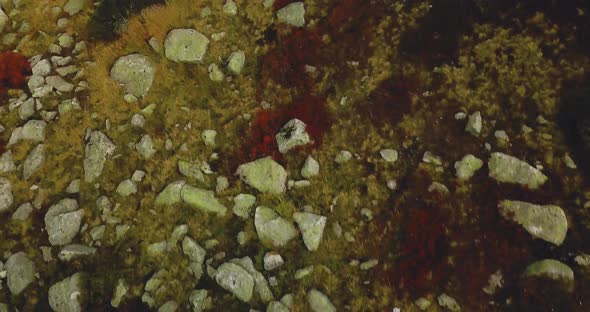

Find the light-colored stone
[[215, 262, 254, 302], [232, 193, 256, 219], [84, 131, 116, 182], [154, 180, 185, 206], [380, 149, 398, 162], [208, 63, 224, 82], [64, 0, 86, 15], [437, 293, 461, 312], [0, 177, 13, 213], [223, 0, 238, 15], [32, 59, 51, 76], [454, 154, 483, 180], [301, 155, 319, 178], [110, 54, 155, 97], [46, 75, 74, 92], [254, 206, 298, 247], [335, 150, 352, 163], [136, 134, 156, 159], [293, 212, 326, 251], [201, 129, 217, 147], [307, 289, 336, 312], [236, 157, 287, 194], [498, 200, 567, 245], [227, 50, 245, 75], [276, 119, 311, 153], [44, 198, 83, 246], [165, 29, 209, 63], [488, 153, 548, 189], [12, 202, 32, 220], [49, 272, 85, 312], [230, 257, 274, 303], [23, 144, 45, 179], [277, 2, 305, 27], [465, 111, 482, 137], [189, 289, 208, 312], [116, 179, 137, 196], [180, 185, 227, 216], [6, 252, 35, 295], [58, 244, 97, 261], [111, 279, 128, 308], [522, 259, 574, 291], [264, 252, 284, 271]]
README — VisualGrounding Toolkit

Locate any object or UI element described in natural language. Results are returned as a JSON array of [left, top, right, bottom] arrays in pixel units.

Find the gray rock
[[32, 59, 51, 76], [136, 134, 156, 159], [182, 236, 207, 264], [178, 160, 205, 181], [465, 111, 482, 137], [523, 259, 575, 292], [66, 179, 80, 193], [236, 157, 287, 194], [23, 144, 45, 179], [6, 252, 35, 295], [19, 98, 35, 120], [379, 149, 398, 162], [230, 257, 274, 302], [277, 2, 305, 27], [276, 119, 311, 154], [454, 154, 483, 180], [110, 54, 155, 97], [227, 50, 245, 75], [12, 202, 33, 220], [64, 0, 86, 15], [488, 153, 547, 189], [268, 301, 290, 312], [180, 185, 227, 216], [28, 75, 45, 92], [58, 33, 74, 48], [223, 0, 238, 15], [0, 177, 13, 213], [164, 29, 209, 63], [254, 206, 298, 247], [293, 212, 326, 251], [131, 113, 145, 128], [44, 198, 83, 245], [46, 75, 74, 92], [58, 244, 97, 261], [154, 180, 186, 206], [49, 272, 85, 312], [335, 150, 352, 163], [208, 63, 224, 82], [56, 65, 78, 77], [0, 7, 7, 32], [498, 200, 567, 245], [158, 301, 178, 312], [116, 179, 137, 196], [201, 129, 217, 147], [10, 119, 47, 145], [232, 193, 256, 219], [110, 279, 128, 308], [264, 252, 284, 271], [215, 262, 255, 302], [301, 155, 319, 178], [84, 131, 116, 182], [189, 289, 208, 312], [307, 289, 336, 312]]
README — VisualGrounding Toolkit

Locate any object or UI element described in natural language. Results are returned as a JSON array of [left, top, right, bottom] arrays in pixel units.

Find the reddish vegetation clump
[[0, 51, 32, 95], [245, 94, 333, 163]]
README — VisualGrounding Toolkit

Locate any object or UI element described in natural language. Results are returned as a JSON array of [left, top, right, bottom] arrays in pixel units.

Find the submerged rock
[[215, 262, 255, 302], [165, 29, 209, 63], [254, 206, 298, 247], [110, 54, 155, 97], [6, 252, 35, 295], [293, 212, 326, 251], [236, 157, 287, 194], [45, 198, 83, 246], [84, 131, 116, 183], [488, 153, 547, 189], [498, 200, 567, 245], [49, 272, 85, 312]]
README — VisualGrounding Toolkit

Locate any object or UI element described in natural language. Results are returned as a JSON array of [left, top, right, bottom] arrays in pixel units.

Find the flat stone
[[254, 206, 298, 247], [301, 155, 319, 178], [84, 131, 116, 182], [136, 134, 156, 159], [58, 244, 97, 261], [17, 119, 47, 144], [110, 54, 155, 97], [6, 252, 35, 295], [116, 179, 137, 196], [227, 50, 245, 74], [307, 289, 336, 312], [293, 212, 326, 251], [46, 75, 74, 92], [180, 185, 227, 216], [454, 154, 483, 180], [498, 200, 567, 245], [0, 178, 13, 213], [488, 153, 547, 189], [215, 262, 255, 302], [164, 29, 209, 63], [58, 33, 74, 48], [236, 157, 287, 194], [277, 2, 305, 27], [44, 198, 83, 246], [49, 272, 85, 312], [23, 144, 45, 179], [154, 180, 186, 206], [12, 202, 33, 220], [232, 193, 256, 219], [523, 259, 574, 292]]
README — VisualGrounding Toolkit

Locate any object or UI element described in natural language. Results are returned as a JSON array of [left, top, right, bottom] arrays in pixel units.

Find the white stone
[[215, 262, 254, 302], [64, 0, 86, 15], [379, 149, 398, 162], [236, 157, 287, 194], [32, 59, 51, 76], [454, 154, 483, 180], [264, 252, 284, 271], [201, 129, 217, 147], [465, 111, 482, 136], [307, 289, 336, 312], [488, 152, 547, 189], [110, 54, 155, 97], [277, 2, 305, 27], [44, 198, 83, 246], [23, 144, 45, 179], [293, 212, 326, 251], [276, 119, 311, 154], [6, 252, 35, 295], [84, 131, 116, 182], [254, 206, 298, 247], [137, 134, 156, 159], [227, 50, 245, 75], [165, 29, 209, 63]]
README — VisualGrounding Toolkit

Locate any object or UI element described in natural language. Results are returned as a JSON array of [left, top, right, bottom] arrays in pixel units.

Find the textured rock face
[[180, 185, 227, 216], [44, 198, 84, 246], [49, 272, 85, 312], [522, 259, 575, 292], [110, 54, 155, 97], [164, 29, 209, 63], [498, 200, 568, 245], [254, 206, 298, 248], [6, 252, 36, 295], [276, 2, 306, 27], [236, 157, 287, 194], [293, 212, 327, 251], [307, 289, 336, 312], [488, 153, 548, 189], [276, 118, 311, 153], [0, 177, 13, 213], [214, 262, 255, 302], [83, 131, 116, 183]]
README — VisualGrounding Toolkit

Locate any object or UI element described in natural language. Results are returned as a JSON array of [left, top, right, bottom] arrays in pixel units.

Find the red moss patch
[[0, 52, 32, 94]]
